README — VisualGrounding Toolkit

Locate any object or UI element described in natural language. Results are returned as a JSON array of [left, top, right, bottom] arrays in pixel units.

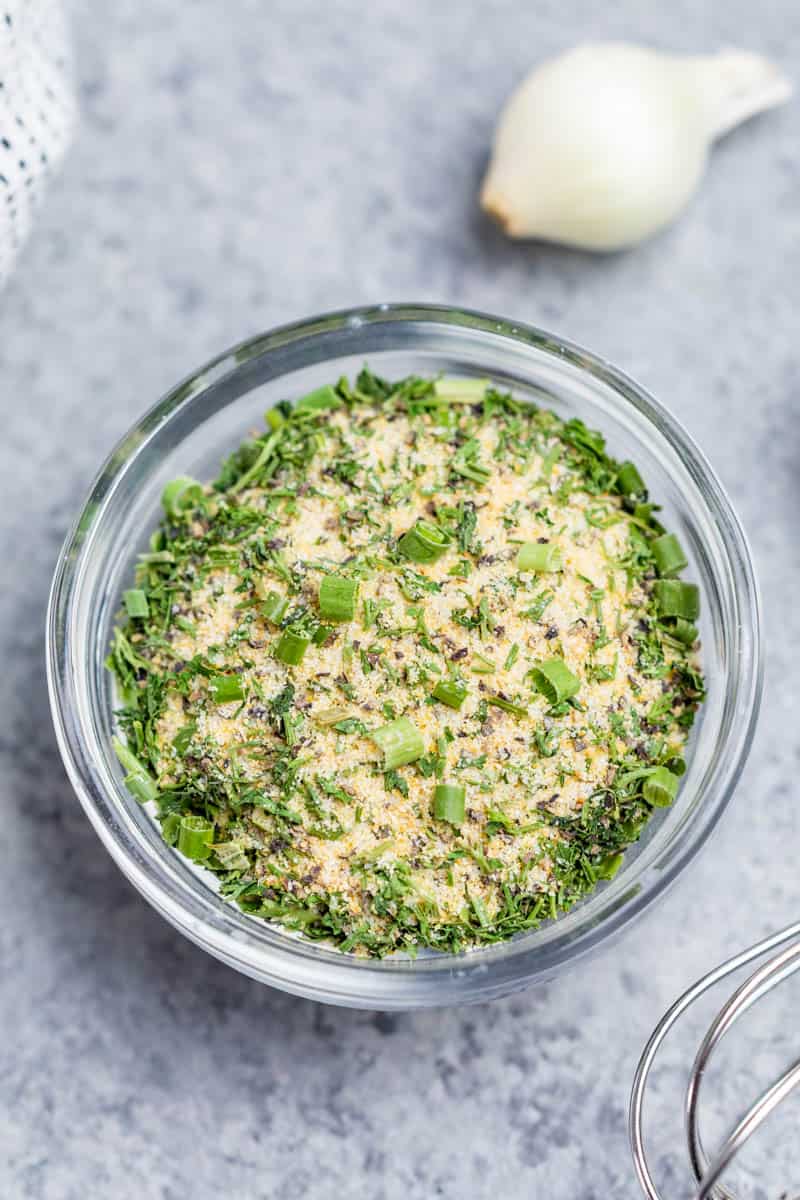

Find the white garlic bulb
[[481, 43, 792, 251]]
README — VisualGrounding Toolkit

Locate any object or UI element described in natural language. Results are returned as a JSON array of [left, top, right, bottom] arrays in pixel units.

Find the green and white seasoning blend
[[107, 371, 704, 956]]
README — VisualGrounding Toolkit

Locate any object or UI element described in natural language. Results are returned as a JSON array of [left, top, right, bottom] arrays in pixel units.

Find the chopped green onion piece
[[431, 679, 467, 709], [470, 652, 495, 675], [504, 643, 520, 671], [172, 721, 197, 754], [433, 376, 489, 400], [124, 771, 158, 804], [370, 716, 425, 769], [634, 503, 664, 530], [353, 838, 395, 864], [260, 589, 288, 625], [651, 532, 688, 577], [312, 625, 333, 645], [487, 695, 528, 717], [452, 438, 490, 485], [161, 476, 203, 519], [617, 461, 647, 501], [213, 840, 250, 871], [112, 737, 159, 803], [653, 579, 700, 621], [208, 674, 245, 704], [161, 812, 181, 845], [275, 628, 311, 666], [319, 573, 358, 621], [282, 709, 304, 747], [397, 519, 451, 564], [265, 407, 285, 431], [530, 658, 580, 705], [123, 589, 149, 618], [643, 766, 680, 808], [666, 617, 698, 646], [517, 542, 563, 573], [112, 737, 147, 777], [471, 894, 491, 927], [177, 814, 214, 861], [433, 782, 466, 825], [333, 717, 366, 735], [596, 852, 624, 880], [294, 384, 341, 412], [312, 705, 355, 726]]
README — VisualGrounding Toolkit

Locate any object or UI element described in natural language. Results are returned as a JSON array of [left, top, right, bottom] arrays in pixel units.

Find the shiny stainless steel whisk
[[630, 919, 800, 1200]]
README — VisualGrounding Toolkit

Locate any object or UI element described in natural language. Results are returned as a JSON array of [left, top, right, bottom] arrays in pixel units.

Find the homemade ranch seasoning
[[108, 372, 704, 956]]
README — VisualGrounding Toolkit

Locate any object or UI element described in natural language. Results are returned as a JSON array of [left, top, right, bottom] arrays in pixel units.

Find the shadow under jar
[[47, 304, 762, 1010]]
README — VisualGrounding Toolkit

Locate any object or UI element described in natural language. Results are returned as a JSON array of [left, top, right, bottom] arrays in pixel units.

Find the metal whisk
[[630, 919, 800, 1200]]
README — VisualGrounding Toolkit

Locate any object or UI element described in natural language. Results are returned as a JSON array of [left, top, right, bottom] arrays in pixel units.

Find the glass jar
[[47, 304, 762, 1009]]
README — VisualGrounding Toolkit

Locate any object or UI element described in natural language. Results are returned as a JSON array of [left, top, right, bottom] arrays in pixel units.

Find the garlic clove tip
[[480, 185, 513, 235]]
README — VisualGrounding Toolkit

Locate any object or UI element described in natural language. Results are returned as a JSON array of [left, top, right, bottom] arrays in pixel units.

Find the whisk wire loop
[[695, 1055, 800, 1200], [686, 939, 800, 1194], [629, 920, 800, 1200]]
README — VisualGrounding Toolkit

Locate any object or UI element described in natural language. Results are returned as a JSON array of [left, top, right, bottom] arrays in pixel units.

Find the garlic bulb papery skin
[[481, 43, 792, 251]]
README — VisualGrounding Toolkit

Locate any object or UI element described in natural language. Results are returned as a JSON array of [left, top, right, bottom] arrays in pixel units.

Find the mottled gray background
[[2, 2, 798, 1197]]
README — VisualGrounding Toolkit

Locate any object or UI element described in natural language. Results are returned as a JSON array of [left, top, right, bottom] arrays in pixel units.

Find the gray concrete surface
[[2, 2, 798, 1197]]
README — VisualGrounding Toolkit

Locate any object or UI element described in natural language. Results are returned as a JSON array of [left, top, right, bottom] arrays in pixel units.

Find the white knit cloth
[[0, 0, 74, 281]]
